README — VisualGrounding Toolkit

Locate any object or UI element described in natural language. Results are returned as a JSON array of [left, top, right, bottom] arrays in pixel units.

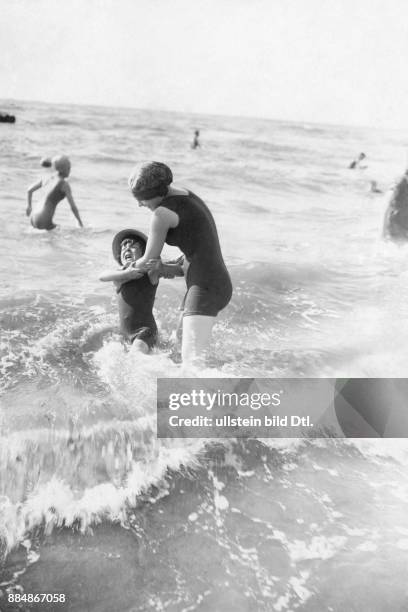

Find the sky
[[2, 0, 408, 128]]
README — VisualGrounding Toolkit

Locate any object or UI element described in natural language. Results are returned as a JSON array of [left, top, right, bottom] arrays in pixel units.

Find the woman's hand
[[145, 258, 184, 279], [144, 258, 163, 274], [115, 268, 143, 289], [123, 263, 145, 279], [128, 267, 145, 279]]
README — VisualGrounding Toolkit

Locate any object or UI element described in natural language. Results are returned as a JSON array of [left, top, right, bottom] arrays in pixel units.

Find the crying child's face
[[120, 239, 143, 266]]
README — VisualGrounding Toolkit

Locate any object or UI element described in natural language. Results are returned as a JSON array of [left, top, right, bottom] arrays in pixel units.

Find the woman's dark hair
[[128, 161, 173, 200]]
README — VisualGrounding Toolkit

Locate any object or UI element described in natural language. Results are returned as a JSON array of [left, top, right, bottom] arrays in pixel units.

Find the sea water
[[1, 99, 408, 610]]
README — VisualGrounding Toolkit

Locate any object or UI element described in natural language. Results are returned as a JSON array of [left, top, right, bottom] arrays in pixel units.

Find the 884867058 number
[[8, 593, 66, 603]]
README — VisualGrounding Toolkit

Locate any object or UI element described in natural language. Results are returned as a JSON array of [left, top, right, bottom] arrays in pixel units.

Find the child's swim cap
[[128, 161, 173, 200], [52, 155, 71, 176], [112, 229, 148, 264]]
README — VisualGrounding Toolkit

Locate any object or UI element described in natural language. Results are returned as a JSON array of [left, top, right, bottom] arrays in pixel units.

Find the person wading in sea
[[26, 155, 83, 230]]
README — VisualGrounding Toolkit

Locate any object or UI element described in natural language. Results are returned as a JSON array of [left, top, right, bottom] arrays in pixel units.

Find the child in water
[[26, 155, 83, 230], [99, 229, 184, 353]]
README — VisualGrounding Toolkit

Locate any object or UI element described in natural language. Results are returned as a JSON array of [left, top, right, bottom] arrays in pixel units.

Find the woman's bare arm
[[146, 257, 185, 279], [26, 179, 43, 216], [63, 182, 84, 227], [136, 207, 178, 266]]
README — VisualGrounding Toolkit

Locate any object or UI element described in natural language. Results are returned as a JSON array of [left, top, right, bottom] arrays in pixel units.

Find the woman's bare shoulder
[[154, 204, 179, 228], [167, 185, 189, 197]]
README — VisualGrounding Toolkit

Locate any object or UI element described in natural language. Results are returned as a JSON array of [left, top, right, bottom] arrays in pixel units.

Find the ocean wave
[[2, 434, 406, 611], [0, 343, 209, 557], [0, 422, 203, 558]]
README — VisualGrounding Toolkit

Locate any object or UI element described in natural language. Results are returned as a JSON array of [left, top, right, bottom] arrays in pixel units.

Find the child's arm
[[161, 255, 185, 278], [147, 256, 185, 279], [26, 179, 43, 216], [145, 256, 185, 285], [99, 266, 145, 283], [63, 182, 84, 228]]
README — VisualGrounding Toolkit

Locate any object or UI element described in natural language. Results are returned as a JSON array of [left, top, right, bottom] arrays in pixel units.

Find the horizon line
[[0, 96, 400, 134]]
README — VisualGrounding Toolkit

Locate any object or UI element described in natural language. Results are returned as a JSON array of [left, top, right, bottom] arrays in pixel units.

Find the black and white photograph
[[2, 0, 408, 610]]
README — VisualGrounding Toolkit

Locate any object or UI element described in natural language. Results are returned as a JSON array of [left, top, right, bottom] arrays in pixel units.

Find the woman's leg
[[182, 315, 215, 365], [130, 339, 150, 354]]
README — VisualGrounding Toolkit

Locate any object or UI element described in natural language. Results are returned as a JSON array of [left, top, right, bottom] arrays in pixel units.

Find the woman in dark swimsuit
[[128, 161, 232, 365], [26, 155, 83, 230]]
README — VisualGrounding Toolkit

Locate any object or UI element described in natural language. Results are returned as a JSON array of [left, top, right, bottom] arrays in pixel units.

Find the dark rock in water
[[0, 113, 16, 123], [383, 173, 408, 240]]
